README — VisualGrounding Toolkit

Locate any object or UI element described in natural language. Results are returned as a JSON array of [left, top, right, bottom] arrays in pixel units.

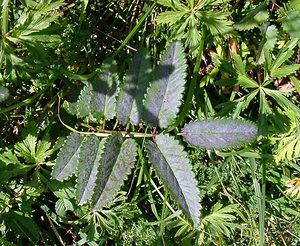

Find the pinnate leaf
[[77, 135, 105, 205], [146, 134, 200, 226], [77, 58, 118, 121], [143, 41, 187, 128], [182, 119, 257, 150], [52, 133, 85, 181], [92, 132, 137, 209], [116, 48, 151, 125]]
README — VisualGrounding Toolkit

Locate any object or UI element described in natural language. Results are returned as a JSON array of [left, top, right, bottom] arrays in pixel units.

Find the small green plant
[[53, 41, 257, 227]]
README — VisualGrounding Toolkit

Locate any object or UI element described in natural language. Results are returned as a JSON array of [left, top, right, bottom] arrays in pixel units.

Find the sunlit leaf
[[182, 118, 257, 149]]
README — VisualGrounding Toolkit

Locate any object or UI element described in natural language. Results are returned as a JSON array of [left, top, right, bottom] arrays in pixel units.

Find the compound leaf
[[77, 58, 119, 121], [146, 134, 200, 226], [156, 11, 185, 25], [271, 64, 300, 79], [282, 10, 300, 38], [196, 11, 233, 35], [182, 119, 257, 150], [92, 132, 137, 209], [77, 135, 106, 205], [235, 3, 269, 30], [271, 38, 299, 72], [52, 133, 85, 181], [116, 48, 151, 125], [143, 41, 187, 128]]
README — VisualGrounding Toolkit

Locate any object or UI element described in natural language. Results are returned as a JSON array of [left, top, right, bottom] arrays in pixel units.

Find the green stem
[[0, 86, 49, 114], [113, 1, 156, 57], [58, 97, 153, 138], [166, 26, 207, 132]]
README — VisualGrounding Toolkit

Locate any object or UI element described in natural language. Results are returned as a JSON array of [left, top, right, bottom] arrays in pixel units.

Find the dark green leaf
[[143, 41, 187, 128], [77, 59, 119, 121], [282, 10, 300, 38], [5, 210, 41, 243], [77, 136, 105, 205], [235, 3, 269, 30], [92, 133, 137, 209], [116, 48, 151, 125], [182, 119, 257, 149], [52, 133, 85, 181], [146, 134, 200, 226]]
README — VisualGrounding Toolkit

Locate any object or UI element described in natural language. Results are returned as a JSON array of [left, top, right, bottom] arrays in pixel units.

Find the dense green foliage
[[0, 0, 300, 245]]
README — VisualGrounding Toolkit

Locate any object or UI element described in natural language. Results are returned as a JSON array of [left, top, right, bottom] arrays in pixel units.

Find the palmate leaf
[[146, 134, 200, 226], [182, 119, 257, 150], [282, 10, 300, 38], [196, 11, 233, 35], [263, 88, 300, 116], [143, 41, 187, 128], [116, 48, 151, 125], [202, 203, 239, 238], [258, 25, 278, 64], [77, 58, 119, 121], [235, 3, 269, 31], [271, 64, 300, 79], [92, 132, 137, 209], [156, 11, 186, 25], [9, 1, 63, 41], [52, 133, 85, 181], [77, 135, 106, 205], [271, 38, 299, 72]]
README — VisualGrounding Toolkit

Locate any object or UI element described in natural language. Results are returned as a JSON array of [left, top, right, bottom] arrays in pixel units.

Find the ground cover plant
[[0, 0, 300, 245]]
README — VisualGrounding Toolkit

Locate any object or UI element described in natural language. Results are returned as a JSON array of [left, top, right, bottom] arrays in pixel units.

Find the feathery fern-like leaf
[[146, 134, 200, 226], [77, 135, 106, 205], [116, 48, 151, 125], [92, 132, 137, 209], [143, 41, 187, 128], [52, 133, 85, 181], [182, 119, 257, 150]]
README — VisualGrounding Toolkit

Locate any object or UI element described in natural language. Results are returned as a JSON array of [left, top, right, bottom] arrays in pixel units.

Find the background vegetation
[[0, 0, 300, 245]]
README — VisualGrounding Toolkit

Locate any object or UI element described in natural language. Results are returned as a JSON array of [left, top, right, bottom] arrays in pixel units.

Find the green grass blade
[[1, 0, 9, 34], [249, 157, 265, 246], [114, 2, 156, 57]]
